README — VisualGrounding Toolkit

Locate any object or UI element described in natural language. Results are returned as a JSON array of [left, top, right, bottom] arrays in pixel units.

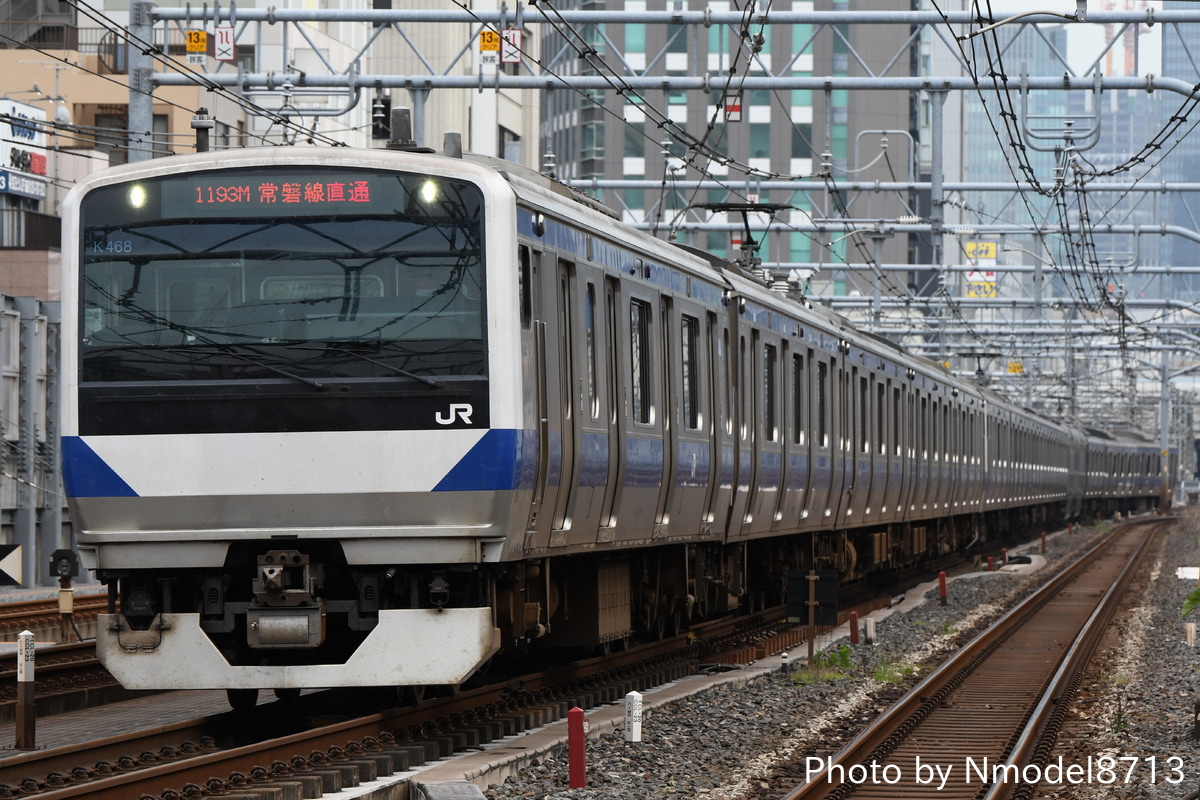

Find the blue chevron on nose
[[62, 436, 138, 498]]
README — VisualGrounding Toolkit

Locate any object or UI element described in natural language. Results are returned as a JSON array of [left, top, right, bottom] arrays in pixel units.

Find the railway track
[[780, 517, 1165, 800], [0, 594, 105, 643], [1, 599, 866, 799]]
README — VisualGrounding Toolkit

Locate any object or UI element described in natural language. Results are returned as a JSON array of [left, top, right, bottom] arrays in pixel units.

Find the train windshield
[[78, 166, 486, 383]]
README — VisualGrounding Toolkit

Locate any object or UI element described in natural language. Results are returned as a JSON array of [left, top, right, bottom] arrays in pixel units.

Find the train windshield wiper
[[84, 342, 329, 390], [219, 345, 329, 391], [295, 343, 444, 388]]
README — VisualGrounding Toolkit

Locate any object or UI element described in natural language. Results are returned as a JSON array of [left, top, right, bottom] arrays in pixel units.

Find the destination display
[[131, 168, 472, 220]]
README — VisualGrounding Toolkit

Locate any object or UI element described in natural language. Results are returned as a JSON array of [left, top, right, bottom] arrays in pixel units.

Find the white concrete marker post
[[625, 690, 642, 742]]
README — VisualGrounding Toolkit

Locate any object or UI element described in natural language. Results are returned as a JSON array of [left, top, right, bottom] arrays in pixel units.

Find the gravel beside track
[[482, 519, 1200, 800]]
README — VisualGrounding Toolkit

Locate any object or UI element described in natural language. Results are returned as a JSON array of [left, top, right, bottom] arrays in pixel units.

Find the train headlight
[[128, 184, 147, 209], [420, 179, 439, 204]]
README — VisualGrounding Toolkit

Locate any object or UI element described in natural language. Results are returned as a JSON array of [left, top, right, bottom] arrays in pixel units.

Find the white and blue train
[[60, 143, 1168, 707]]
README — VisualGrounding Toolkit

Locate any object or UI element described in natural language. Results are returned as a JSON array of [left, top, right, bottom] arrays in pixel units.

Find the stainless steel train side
[[59, 146, 1166, 701]]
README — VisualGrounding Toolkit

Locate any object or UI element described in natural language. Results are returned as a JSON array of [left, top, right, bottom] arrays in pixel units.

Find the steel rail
[[6, 601, 825, 798], [983, 521, 1159, 800], [780, 518, 1161, 800]]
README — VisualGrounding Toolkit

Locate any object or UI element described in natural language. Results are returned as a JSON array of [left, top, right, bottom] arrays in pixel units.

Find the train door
[[566, 271, 608, 546], [776, 345, 811, 531], [981, 401, 992, 506], [524, 247, 555, 551], [867, 376, 888, 521], [598, 278, 623, 539], [915, 391, 930, 513], [835, 365, 860, 527], [613, 289, 665, 542], [899, 385, 915, 515], [943, 399, 957, 512], [653, 295, 677, 537], [549, 261, 578, 537], [727, 328, 755, 534], [933, 396, 947, 511], [665, 305, 713, 537], [707, 320, 736, 534], [881, 381, 904, 523], [806, 353, 834, 521], [745, 331, 783, 537]]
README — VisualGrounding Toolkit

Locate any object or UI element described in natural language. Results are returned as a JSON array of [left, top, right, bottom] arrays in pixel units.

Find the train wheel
[[226, 688, 259, 710]]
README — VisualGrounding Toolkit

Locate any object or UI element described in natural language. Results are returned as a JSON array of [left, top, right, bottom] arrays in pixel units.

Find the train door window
[[859, 374, 869, 454], [558, 269, 573, 422], [968, 411, 975, 464], [921, 398, 931, 462], [942, 403, 949, 464], [740, 335, 749, 441], [722, 328, 733, 435], [518, 245, 532, 329], [817, 359, 828, 448], [606, 283, 619, 424], [660, 299, 673, 434], [876, 380, 886, 456], [920, 396, 928, 460], [681, 315, 700, 430], [843, 369, 850, 453], [962, 410, 968, 465], [907, 390, 915, 458], [764, 341, 778, 442], [630, 298, 652, 424], [893, 386, 901, 457], [585, 283, 599, 419], [792, 352, 805, 445]]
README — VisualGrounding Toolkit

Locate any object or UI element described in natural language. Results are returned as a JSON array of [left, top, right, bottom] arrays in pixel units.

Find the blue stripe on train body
[[61, 436, 139, 498], [578, 432, 610, 487], [758, 451, 782, 491], [674, 441, 711, 489], [624, 436, 664, 488], [434, 429, 538, 492]]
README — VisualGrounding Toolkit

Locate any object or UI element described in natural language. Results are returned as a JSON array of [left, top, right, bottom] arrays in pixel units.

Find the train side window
[[518, 245, 532, 330], [792, 352, 805, 446], [816, 360, 828, 448], [585, 283, 599, 420], [764, 342, 778, 442], [630, 298, 652, 424], [681, 315, 700, 430]]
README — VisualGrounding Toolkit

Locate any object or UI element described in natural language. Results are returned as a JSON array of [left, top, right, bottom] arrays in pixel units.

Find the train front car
[[60, 149, 525, 701]]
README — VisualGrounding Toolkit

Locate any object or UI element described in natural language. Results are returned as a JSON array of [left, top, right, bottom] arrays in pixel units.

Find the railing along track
[[783, 518, 1163, 800]]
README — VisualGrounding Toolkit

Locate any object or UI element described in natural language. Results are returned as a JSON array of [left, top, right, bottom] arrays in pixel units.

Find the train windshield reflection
[[78, 168, 486, 383]]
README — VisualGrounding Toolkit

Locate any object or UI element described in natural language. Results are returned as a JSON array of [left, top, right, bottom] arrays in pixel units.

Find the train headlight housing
[[128, 184, 148, 209], [419, 179, 439, 204]]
